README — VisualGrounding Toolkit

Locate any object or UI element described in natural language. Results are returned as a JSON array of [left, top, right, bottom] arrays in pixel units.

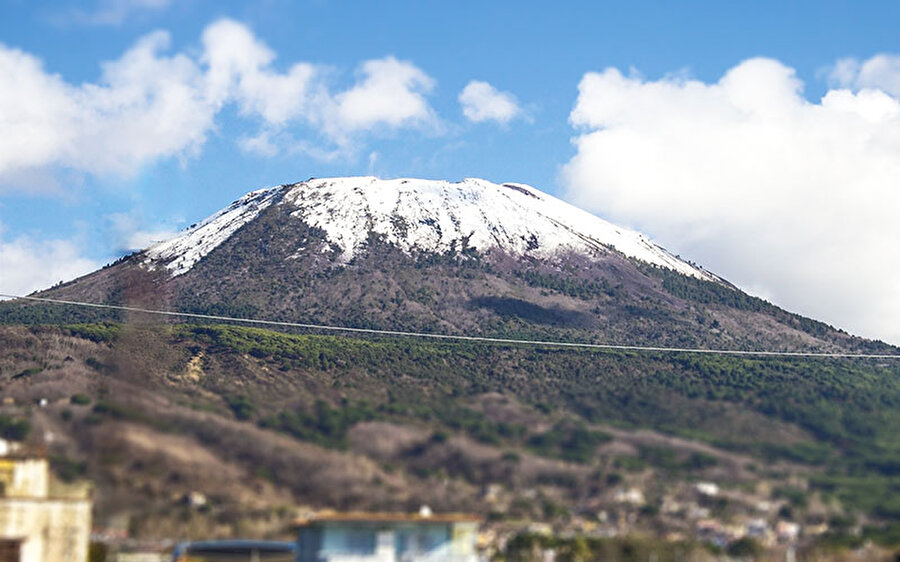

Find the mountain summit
[[9, 176, 889, 354], [144, 177, 715, 280], [1, 177, 898, 539]]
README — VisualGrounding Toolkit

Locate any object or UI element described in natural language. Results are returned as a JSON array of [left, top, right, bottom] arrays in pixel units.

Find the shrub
[[0, 417, 30, 441], [726, 537, 761, 558], [226, 395, 255, 421]]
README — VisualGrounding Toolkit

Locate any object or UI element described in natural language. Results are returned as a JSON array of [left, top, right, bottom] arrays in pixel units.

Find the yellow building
[[0, 442, 91, 562]]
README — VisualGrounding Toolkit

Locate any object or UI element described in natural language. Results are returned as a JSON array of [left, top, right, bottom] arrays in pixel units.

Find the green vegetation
[[527, 422, 612, 463], [639, 264, 893, 352], [517, 270, 622, 300], [1, 320, 899, 525], [226, 395, 255, 421], [773, 486, 808, 509], [434, 406, 525, 445], [5, 223, 900, 539], [502, 533, 704, 562], [67, 323, 121, 343], [0, 304, 119, 326], [181, 325, 380, 369], [0, 416, 30, 441], [88, 543, 109, 562], [12, 367, 41, 379], [636, 445, 719, 473], [168, 323, 900, 520], [49, 454, 88, 483], [260, 399, 376, 449], [725, 537, 762, 558], [92, 401, 130, 419], [863, 522, 900, 548], [85, 357, 106, 371]]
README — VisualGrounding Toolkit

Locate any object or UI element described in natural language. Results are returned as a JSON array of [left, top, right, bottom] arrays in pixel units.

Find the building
[[0, 441, 92, 562], [170, 540, 295, 562], [295, 510, 479, 562]]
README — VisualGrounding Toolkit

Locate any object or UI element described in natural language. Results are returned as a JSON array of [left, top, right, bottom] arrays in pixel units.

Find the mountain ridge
[[3, 176, 892, 356], [143, 176, 719, 281], [0, 176, 898, 548]]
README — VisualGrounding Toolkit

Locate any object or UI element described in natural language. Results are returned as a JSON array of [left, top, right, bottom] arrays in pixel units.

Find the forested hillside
[[0, 321, 897, 551]]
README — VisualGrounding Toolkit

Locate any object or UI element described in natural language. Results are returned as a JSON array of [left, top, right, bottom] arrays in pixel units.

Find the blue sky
[[2, 0, 900, 343]]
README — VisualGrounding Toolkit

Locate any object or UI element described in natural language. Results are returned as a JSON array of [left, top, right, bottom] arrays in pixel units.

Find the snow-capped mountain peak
[[144, 187, 282, 276], [144, 176, 716, 281]]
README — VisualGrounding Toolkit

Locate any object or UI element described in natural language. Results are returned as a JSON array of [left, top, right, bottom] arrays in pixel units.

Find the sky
[[1, 0, 899, 344]]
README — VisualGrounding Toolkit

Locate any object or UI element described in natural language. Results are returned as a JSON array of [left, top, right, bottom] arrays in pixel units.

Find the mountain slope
[[0, 322, 898, 545], [1, 177, 899, 548], [144, 177, 716, 280], [6, 176, 889, 354]]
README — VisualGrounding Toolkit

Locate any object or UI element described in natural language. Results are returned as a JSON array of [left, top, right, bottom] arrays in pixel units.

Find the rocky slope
[[0, 177, 898, 548], [7, 176, 889, 354]]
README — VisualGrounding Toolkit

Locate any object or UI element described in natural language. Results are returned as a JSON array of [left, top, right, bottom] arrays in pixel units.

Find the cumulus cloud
[[563, 56, 900, 344], [200, 19, 317, 125], [0, 30, 212, 182], [324, 57, 437, 139], [0, 224, 99, 296], [829, 54, 900, 97], [0, 19, 439, 189], [459, 80, 523, 124]]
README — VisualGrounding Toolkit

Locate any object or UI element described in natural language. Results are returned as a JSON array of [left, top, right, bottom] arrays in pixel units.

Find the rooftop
[[293, 510, 481, 527]]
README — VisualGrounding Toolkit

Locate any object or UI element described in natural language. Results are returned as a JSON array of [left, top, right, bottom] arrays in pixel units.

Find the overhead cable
[[1, 293, 898, 359]]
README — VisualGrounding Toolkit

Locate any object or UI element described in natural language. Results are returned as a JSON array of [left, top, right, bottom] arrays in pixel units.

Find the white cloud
[[65, 0, 171, 26], [459, 80, 523, 124], [124, 229, 176, 250], [311, 57, 438, 145], [200, 19, 317, 125], [0, 30, 214, 182], [106, 213, 178, 251], [829, 54, 900, 97], [0, 224, 99, 296], [238, 130, 280, 158], [0, 19, 440, 187], [563, 56, 900, 344]]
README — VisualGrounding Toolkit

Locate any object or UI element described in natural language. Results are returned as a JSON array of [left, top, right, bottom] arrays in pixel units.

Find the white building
[[0, 443, 92, 562], [295, 511, 480, 562]]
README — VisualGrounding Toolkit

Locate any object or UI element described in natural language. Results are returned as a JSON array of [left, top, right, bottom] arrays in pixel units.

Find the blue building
[[295, 511, 480, 562], [171, 540, 296, 561]]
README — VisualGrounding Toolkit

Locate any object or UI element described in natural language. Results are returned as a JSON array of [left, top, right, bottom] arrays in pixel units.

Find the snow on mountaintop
[[283, 177, 717, 280], [144, 187, 282, 276], [144, 176, 717, 281]]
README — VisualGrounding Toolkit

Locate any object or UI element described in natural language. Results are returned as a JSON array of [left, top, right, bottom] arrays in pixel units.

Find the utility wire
[[1, 293, 899, 359]]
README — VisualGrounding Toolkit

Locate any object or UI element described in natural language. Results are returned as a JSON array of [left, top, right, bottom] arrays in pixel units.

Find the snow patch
[[280, 177, 718, 281], [141, 176, 717, 282], [143, 187, 281, 275]]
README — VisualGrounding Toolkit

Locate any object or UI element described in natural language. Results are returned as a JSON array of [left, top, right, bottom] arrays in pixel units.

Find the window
[[0, 539, 21, 562], [340, 528, 375, 554]]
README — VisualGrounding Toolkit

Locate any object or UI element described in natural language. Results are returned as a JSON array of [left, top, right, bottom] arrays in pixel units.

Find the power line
[[1, 293, 899, 359]]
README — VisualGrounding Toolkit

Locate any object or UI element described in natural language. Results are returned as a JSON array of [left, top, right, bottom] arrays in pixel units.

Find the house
[[775, 521, 800, 543], [612, 487, 644, 506], [0, 441, 92, 562], [694, 482, 719, 497], [171, 540, 295, 562], [294, 509, 480, 562]]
